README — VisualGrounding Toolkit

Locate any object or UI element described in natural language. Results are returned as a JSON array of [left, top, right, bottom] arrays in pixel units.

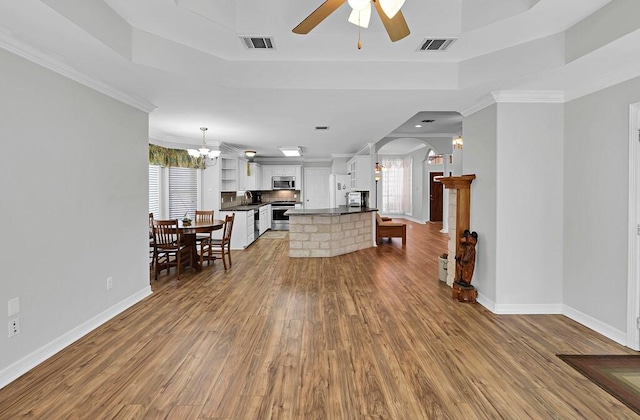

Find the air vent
[[240, 36, 275, 50], [421, 119, 435, 123], [315, 126, 330, 131], [417, 38, 457, 52]]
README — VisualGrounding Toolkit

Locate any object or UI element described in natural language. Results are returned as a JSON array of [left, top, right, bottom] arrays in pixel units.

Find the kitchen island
[[285, 206, 377, 257]]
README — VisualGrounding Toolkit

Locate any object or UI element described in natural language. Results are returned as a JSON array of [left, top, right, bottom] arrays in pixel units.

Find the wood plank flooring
[[1, 220, 638, 419]]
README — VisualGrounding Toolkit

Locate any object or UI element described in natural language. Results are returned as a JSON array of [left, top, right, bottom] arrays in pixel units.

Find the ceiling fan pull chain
[[357, 11, 362, 49]]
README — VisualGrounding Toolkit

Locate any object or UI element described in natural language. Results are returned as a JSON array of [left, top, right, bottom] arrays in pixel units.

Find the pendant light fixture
[[187, 127, 221, 166]]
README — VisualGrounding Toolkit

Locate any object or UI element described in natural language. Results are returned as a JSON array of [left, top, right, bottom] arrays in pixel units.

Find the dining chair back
[[149, 213, 155, 266], [194, 210, 215, 243], [152, 219, 193, 280], [200, 213, 235, 270]]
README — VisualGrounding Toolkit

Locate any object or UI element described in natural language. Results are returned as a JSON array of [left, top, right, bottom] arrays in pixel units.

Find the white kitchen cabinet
[[265, 204, 272, 230], [259, 205, 269, 235], [261, 166, 272, 190], [244, 162, 262, 191], [347, 155, 372, 192], [263, 165, 302, 190], [219, 210, 256, 249], [220, 157, 238, 192]]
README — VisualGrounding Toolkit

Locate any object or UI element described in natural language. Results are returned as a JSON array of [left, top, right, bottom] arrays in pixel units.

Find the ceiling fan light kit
[[348, 4, 371, 28], [292, 0, 410, 46]]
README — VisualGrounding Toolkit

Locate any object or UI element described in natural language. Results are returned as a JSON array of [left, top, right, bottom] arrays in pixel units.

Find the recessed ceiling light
[[415, 124, 422, 128]]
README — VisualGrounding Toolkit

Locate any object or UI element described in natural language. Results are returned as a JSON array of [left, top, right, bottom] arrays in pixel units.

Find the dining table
[[177, 219, 224, 272]]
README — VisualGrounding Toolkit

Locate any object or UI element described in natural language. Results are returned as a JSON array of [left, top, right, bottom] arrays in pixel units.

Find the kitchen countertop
[[285, 206, 378, 216], [221, 202, 302, 212]]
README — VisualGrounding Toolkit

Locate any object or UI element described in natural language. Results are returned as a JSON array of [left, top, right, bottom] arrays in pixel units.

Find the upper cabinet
[[347, 155, 372, 192], [261, 165, 302, 190], [244, 162, 262, 191], [220, 157, 238, 192], [261, 166, 272, 190]]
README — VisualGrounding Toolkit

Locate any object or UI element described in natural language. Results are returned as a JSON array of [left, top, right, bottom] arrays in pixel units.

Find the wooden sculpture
[[453, 230, 478, 303]]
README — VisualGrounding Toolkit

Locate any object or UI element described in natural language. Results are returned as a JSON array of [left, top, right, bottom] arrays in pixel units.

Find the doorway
[[429, 172, 443, 222], [303, 167, 330, 209]]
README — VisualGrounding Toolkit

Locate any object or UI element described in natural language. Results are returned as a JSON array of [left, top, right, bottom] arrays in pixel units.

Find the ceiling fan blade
[[293, 0, 347, 34], [372, 0, 410, 42]]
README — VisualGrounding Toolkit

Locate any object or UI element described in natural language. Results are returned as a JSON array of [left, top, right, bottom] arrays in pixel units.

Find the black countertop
[[221, 202, 302, 212], [284, 206, 378, 216]]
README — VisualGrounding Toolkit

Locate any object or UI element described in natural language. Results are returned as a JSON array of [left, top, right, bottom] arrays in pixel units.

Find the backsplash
[[220, 190, 300, 209]]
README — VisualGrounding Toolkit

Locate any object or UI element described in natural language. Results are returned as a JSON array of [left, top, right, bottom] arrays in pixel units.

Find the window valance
[[148, 144, 203, 169]]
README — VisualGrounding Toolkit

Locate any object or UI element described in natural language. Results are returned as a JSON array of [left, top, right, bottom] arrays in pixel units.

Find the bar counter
[[284, 206, 377, 257]]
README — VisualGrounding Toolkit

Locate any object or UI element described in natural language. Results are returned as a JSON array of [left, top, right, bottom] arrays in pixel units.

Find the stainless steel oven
[[271, 201, 295, 230]]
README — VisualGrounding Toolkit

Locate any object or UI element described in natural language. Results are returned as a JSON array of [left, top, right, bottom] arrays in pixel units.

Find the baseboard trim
[[563, 304, 627, 346], [0, 286, 152, 389], [493, 303, 563, 315], [478, 296, 626, 345]]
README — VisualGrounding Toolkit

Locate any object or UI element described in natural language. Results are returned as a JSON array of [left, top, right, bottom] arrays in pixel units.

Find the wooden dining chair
[[200, 213, 235, 270], [152, 219, 193, 280], [149, 213, 156, 267], [194, 210, 215, 243]]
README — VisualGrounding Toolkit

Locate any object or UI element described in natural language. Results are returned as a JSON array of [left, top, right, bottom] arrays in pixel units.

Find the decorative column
[[438, 174, 475, 286]]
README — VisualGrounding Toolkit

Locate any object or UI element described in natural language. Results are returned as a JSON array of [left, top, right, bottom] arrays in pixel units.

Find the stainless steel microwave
[[272, 176, 295, 190]]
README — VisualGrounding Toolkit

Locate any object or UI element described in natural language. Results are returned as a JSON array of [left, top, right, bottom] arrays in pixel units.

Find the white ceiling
[[1, 0, 635, 159]]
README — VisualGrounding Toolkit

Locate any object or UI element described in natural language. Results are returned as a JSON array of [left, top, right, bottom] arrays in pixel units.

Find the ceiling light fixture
[[415, 124, 422, 128], [279, 146, 302, 157], [293, 0, 410, 48], [188, 127, 220, 166], [245, 150, 256, 159], [452, 135, 463, 149]]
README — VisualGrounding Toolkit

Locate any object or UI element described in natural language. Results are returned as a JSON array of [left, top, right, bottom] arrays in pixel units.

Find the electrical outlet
[[8, 318, 19, 337], [106, 277, 113, 290]]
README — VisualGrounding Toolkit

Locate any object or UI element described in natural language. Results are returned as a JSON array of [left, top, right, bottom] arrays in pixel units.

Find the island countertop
[[285, 206, 377, 216]]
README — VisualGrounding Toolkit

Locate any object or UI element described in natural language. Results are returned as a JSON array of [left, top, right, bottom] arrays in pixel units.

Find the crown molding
[[0, 29, 157, 113], [458, 93, 496, 117], [491, 90, 564, 103], [459, 90, 565, 117]]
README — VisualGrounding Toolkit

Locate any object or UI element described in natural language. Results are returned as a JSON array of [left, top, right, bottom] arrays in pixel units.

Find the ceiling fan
[[293, 0, 410, 44]]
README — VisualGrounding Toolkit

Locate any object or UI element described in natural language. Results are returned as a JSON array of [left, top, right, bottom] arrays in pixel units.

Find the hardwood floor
[[1, 220, 637, 419]]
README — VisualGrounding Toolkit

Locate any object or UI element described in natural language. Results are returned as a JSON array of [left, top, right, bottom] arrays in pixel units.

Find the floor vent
[[240, 36, 275, 50], [417, 38, 456, 52]]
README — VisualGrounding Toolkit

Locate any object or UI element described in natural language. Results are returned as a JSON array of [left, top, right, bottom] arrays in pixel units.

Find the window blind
[[168, 167, 197, 219], [148, 165, 160, 218]]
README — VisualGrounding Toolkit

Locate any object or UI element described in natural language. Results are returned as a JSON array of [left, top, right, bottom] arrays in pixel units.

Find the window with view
[[168, 167, 198, 219], [381, 157, 412, 215]]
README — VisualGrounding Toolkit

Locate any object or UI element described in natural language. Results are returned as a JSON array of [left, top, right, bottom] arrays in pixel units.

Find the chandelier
[[188, 127, 220, 166]]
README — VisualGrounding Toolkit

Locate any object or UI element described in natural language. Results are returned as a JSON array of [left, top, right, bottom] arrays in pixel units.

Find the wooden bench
[[376, 213, 406, 245]]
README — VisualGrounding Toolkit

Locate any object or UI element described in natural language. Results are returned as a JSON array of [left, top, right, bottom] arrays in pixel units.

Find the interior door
[[430, 172, 443, 222], [304, 167, 330, 209]]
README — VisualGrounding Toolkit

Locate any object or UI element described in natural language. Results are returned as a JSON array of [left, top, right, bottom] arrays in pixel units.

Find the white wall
[[495, 103, 564, 310], [564, 76, 640, 333], [0, 49, 151, 386], [463, 105, 498, 303]]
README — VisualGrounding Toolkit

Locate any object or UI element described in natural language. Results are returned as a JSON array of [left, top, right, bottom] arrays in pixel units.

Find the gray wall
[[464, 105, 498, 303], [0, 49, 151, 383], [495, 103, 564, 309], [564, 76, 640, 332]]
